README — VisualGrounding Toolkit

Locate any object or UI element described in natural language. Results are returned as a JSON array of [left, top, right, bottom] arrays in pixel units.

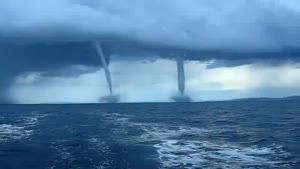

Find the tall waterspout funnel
[[94, 42, 113, 96], [177, 56, 185, 96], [171, 56, 191, 102], [94, 42, 119, 103]]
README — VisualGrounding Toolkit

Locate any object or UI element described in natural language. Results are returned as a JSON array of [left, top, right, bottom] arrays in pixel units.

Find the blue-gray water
[[0, 100, 299, 169]]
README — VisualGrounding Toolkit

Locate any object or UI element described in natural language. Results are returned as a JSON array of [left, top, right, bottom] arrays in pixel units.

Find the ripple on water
[[50, 138, 114, 169]]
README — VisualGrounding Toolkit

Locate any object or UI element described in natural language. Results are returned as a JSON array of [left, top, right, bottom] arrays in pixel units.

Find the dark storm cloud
[[2, 0, 300, 61], [1, 0, 300, 52], [0, 41, 107, 102], [0, 41, 103, 77]]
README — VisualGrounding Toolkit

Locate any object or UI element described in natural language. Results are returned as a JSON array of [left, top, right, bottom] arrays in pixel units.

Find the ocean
[[0, 100, 299, 169]]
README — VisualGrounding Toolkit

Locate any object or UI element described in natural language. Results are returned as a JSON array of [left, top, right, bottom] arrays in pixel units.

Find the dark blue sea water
[[0, 100, 299, 169]]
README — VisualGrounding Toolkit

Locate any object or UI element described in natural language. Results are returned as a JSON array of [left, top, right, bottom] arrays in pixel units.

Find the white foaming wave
[[100, 112, 134, 118], [49, 141, 75, 169], [0, 112, 46, 142], [140, 125, 210, 141], [0, 124, 32, 142], [87, 138, 112, 169], [100, 112, 134, 123], [132, 122, 289, 169], [155, 139, 290, 169], [98, 111, 209, 137], [23, 112, 48, 125], [50, 138, 112, 169], [144, 125, 290, 169], [22, 116, 39, 126], [154, 140, 204, 169], [96, 112, 290, 168], [88, 138, 111, 155]]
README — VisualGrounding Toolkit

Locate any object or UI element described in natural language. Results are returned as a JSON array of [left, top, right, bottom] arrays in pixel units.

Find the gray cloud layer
[[1, 0, 300, 53], [0, 42, 106, 102]]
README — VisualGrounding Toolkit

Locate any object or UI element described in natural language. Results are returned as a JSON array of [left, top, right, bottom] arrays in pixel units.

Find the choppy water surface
[[0, 100, 299, 169]]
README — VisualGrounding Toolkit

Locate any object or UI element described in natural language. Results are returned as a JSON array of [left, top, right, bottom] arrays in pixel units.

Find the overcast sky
[[1, 0, 300, 103]]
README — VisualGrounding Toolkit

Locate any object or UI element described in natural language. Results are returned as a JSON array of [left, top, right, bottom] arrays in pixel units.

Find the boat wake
[[100, 112, 292, 169]]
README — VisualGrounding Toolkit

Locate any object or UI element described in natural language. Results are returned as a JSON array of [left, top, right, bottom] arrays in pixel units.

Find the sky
[[1, 0, 300, 103]]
